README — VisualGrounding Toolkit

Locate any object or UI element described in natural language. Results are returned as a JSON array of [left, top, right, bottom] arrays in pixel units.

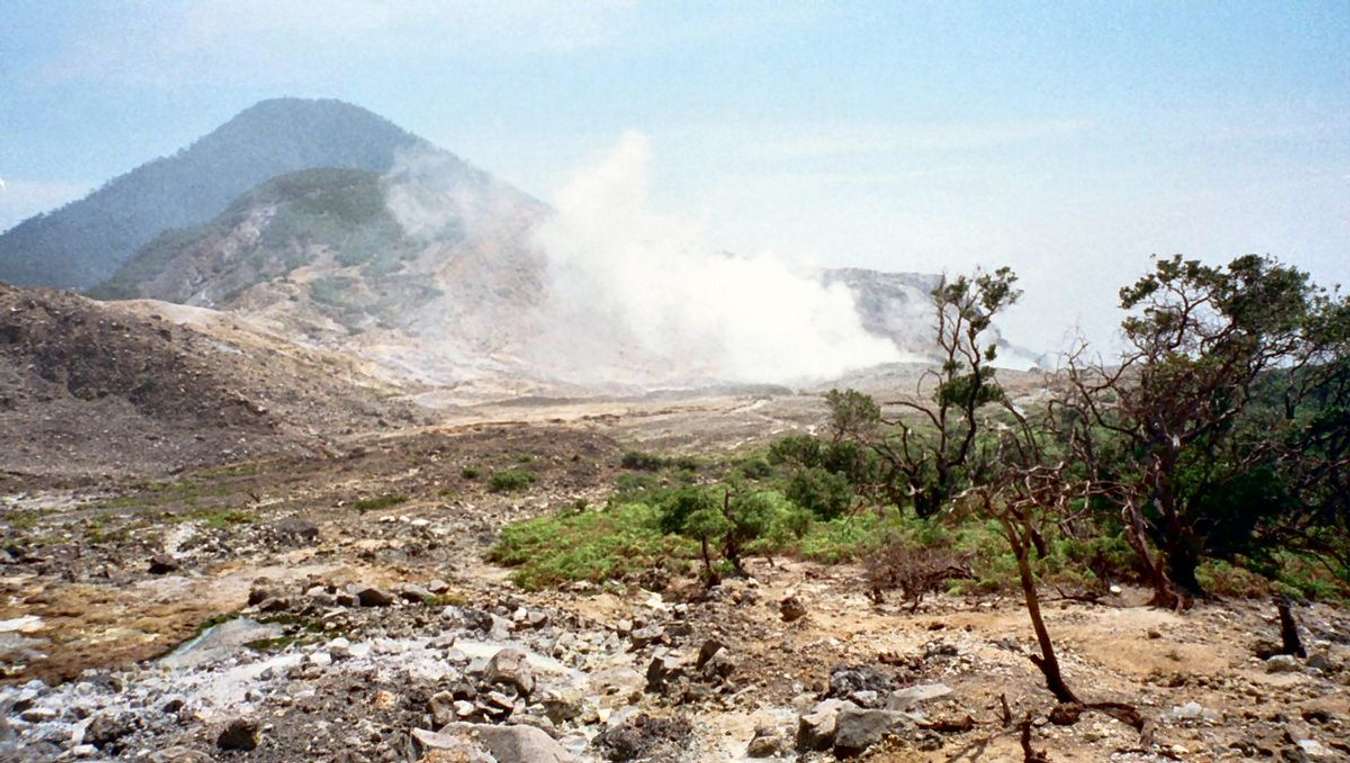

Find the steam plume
[[528, 132, 900, 385]]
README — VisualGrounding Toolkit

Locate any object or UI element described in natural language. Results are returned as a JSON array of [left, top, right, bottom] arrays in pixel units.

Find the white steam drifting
[[528, 132, 900, 384]]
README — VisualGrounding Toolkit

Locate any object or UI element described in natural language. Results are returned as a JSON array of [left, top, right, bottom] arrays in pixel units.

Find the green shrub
[[621, 451, 667, 470], [460, 466, 481, 480], [658, 485, 810, 578], [670, 455, 702, 472], [488, 502, 694, 590], [1273, 555, 1347, 602], [735, 456, 774, 480], [489, 469, 536, 493], [799, 512, 896, 563], [768, 435, 822, 469], [1196, 560, 1271, 599], [613, 473, 664, 501], [785, 467, 854, 519]]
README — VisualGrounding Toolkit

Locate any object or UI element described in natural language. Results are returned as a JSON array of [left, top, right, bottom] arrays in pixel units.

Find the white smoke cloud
[[529, 132, 900, 385], [383, 148, 533, 243]]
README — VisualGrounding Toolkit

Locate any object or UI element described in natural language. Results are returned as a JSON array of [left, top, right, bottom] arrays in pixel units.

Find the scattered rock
[[886, 683, 952, 710], [828, 665, 895, 700], [409, 728, 496, 762], [849, 689, 880, 708], [400, 584, 434, 603], [1294, 738, 1334, 759], [356, 586, 395, 607], [1167, 701, 1221, 723], [148, 554, 179, 574], [486, 647, 535, 697], [1048, 703, 1083, 725], [435, 722, 572, 762], [429, 691, 457, 726], [598, 713, 691, 762], [694, 639, 724, 670], [780, 595, 807, 623], [699, 649, 736, 682], [149, 747, 212, 763], [256, 597, 290, 613], [833, 707, 916, 757], [747, 726, 785, 757], [630, 624, 665, 648], [797, 699, 853, 752], [1266, 654, 1301, 673], [85, 711, 134, 750], [271, 517, 319, 544], [1306, 652, 1335, 672], [216, 718, 259, 751], [645, 653, 684, 692], [541, 687, 584, 724]]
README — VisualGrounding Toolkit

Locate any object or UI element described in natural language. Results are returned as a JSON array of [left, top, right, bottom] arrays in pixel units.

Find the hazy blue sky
[[3, 1, 1348, 350]]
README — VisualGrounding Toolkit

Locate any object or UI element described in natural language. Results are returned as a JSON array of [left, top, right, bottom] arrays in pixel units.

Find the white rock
[[1265, 654, 1301, 673]]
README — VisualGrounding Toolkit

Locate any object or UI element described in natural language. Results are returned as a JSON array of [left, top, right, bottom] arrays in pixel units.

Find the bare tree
[[857, 268, 1022, 518], [966, 398, 1146, 732]]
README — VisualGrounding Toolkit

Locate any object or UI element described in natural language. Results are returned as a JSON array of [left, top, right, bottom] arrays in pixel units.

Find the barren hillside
[[0, 283, 422, 480]]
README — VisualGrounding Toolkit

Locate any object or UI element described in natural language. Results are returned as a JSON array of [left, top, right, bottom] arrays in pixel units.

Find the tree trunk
[[1121, 502, 1188, 610], [1162, 530, 1204, 597], [699, 537, 719, 586], [1003, 515, 1079, 705], [1276, 596, 1307, 658], [914, 488, 941, 519], [1030, 525, 1050, 560]]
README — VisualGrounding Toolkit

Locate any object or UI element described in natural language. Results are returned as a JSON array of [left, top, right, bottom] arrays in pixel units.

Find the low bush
[[488, 469, 535, 493], [488, 502, 694, 590], [621, 451, 667, 471], [798, 512, 896, 563], [785, 467, 854, 520], [865, 541, 973, 609]]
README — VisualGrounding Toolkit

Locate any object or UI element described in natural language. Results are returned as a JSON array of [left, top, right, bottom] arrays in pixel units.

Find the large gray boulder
[[485, 647, 536, 698], [415, 723, 572, 762], [832, 707, 917, 757], [409, 728, 496, 761], [796, 699, 855, 752]]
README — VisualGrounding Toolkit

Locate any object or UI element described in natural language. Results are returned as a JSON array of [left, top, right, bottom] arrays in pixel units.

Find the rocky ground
[[2, 410, 1348, 761]]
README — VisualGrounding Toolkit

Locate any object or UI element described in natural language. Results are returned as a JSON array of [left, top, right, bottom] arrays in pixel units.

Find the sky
[[2, 0, 1348, 352]]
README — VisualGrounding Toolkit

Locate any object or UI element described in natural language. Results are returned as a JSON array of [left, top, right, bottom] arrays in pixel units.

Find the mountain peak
[[0, 98, 432, 290]]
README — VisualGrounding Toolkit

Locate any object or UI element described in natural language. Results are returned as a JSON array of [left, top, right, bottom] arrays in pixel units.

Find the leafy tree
[[784, 467, 854, 520], [1059, 254, 1348, 607], [659, 484, 810, 582], [834, 267, 1022, 518]]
